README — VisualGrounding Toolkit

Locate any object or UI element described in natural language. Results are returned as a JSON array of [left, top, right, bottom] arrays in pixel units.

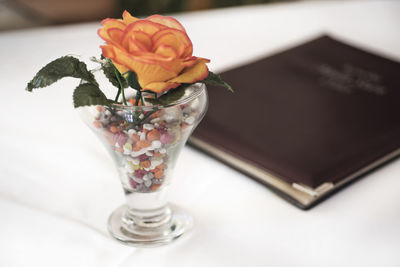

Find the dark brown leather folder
[[189, 35, 400, 209]]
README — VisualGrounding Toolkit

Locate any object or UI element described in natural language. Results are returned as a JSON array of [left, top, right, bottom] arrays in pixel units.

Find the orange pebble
[[109, 126, 120, 133], [131, 134, 140, 142], [140, 160, 151, 168], [115, 147, 123, 153], [151, 184, 161, 191], [181, 123, 189, 130], [137, 140, 151, 148], [154, 169, 164, 179], [147, 129, 160, 142], [133, 144, 141, 152], [93, 121, 102, 128], [96, 106, 103, 112], [129, 98, 142, 106], [151, 111, 162, 118], [153, 152, 164, 158], [156, 164, 166, 171]]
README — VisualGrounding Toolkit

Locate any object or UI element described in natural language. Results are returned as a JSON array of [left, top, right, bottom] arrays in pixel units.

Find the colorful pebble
[[92, 98, 200, 193]]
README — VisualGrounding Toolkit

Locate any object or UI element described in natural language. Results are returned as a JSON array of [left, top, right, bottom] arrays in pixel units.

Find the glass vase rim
[[111, 83, 206, 111]]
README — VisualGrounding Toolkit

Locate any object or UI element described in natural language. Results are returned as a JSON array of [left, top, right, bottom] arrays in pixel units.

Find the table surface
[[1, 1, 400, 266]]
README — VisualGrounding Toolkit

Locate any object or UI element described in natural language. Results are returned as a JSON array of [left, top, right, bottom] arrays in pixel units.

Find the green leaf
[[73, 83, 111, 108], [127, 71, 142, 90], [145, 84, 188, 106], [201, 71, 233, 92], [102, 60, 128, 89], [26, 56, 98, 91]]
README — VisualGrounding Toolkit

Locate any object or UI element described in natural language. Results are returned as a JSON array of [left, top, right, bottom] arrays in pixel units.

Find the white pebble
[[146, 151, 153, 156], [151, 118, 161, 123], [144, 180, 152, 187], [127, 157, 139, 165], [128, 129, 136, 137], [130, 148, 147, 157], [183, 106, 192, 114], [162, 107, 183, 122], [143, 124, 154, 130], [150, 158, 163, 169], [131, 176, 144, 184], [152, 140, 162, 149], [147, 172, 154, 179], [139, 114, 144, 119], [142, 174, 150, 181], [124, 163, 133, 173], [185, 116, 195, 125], [101, 118, 110, 124], [140, 131, 146, 141], [190, 98, 200, 109], [159, 148, 166, 154]]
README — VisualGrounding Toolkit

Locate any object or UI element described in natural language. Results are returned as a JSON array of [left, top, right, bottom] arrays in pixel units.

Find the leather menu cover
[[189, 35, 400, 209]]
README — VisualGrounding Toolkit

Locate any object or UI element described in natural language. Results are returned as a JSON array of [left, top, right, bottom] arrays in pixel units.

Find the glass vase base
[[107, 204, 193, 247]]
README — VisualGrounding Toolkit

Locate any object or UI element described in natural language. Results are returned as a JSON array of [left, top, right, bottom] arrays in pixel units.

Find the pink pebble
[[134, 169, 147, 178], [158, 127, 167, 134], [138, 154, 148, 161], [114, 132, 128, 147], [129, 178, 138, 188], [160, 133, 174, 144]]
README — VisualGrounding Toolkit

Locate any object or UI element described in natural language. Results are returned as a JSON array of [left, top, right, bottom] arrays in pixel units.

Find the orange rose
[[98, 11, 210, 93]]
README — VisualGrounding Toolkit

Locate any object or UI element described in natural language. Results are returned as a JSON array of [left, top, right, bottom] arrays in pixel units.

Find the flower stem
[[135, 91, 141, 106], [114, 88, 121, 102], [137, 109, 157, 125], [109, 59, 127, 105], [140, 94, 144, 106], [113, 68, 127, 105]]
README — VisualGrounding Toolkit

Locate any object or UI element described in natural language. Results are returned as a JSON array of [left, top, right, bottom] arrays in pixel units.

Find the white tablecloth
[[1, 1, 400, 266]]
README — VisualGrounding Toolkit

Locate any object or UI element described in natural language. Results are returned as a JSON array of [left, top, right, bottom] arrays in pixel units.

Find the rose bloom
[[98, 11, 210, 93]]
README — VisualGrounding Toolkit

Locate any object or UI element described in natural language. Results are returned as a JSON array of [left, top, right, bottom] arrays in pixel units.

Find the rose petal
[[98, 19, 126, 45], [168, 59, 209, 84], [146, 15, 186, 32], [121, 20, 166, 49], [100, 45, 129, 74], [107, 46, 178, 86], [131, 31, 152, 50], [119, 47, 185, 75], [100, 18, 125, 28], [143, 82, 180, 93], [152, 29, 192, 57], [152, 32, 181, 56], [107, 28, 124, 43], [183, 56, 210, 67], [122, 10, 138, 24], [155, 44, 178, 58], [100, 45, 116, 58], [128, 36, 148, 53]]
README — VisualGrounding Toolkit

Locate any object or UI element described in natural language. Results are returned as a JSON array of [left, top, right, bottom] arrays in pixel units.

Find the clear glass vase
[[79, 83, 208, 246]]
